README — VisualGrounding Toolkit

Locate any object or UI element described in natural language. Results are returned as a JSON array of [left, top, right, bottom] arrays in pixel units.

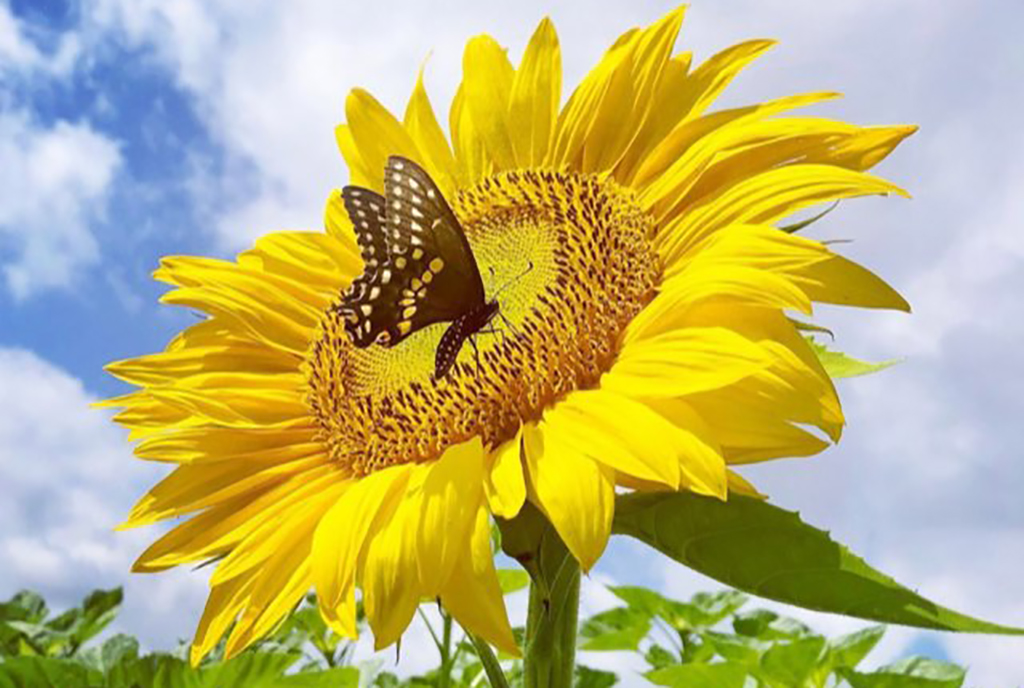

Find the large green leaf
[[838, 657, 966, 688], [646, 662, 747, 688], [613, 492, 1024, 634]]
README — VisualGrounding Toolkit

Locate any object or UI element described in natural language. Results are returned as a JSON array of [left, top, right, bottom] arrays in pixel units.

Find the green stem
[[438, 611, 454, 688], [468, 633, 511, 688], [523, 527, 581, 688]]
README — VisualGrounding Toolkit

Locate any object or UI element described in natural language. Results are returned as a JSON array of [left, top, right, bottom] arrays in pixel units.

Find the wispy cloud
[[0, 110, 121, 299]]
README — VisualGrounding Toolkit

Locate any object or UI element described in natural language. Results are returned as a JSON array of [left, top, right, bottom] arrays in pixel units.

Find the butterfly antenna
[[492, 261, 535, 300]]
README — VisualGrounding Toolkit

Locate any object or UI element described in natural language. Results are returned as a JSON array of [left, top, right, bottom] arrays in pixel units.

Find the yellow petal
[[676, 38, 777, 121], [596, 6, 686, 174], [361, 483, 423, 650], [129, 465, 337, 566], [210, 475, 348, 587], [604, 327, 769, 399], [547, 26, 635, 168], [240, 230, 361, 294], [523, 422, 614, 572], [726, 469, 767, 500], [125, 453, 325, 525], [508, 17, 561, 167], [800, 254, 910, 311], [334, 124, 375, 189], [634, 91, 839, 191], [613, 50, 693, 183], [485, 429, 526, 519], [105, 344, 294, 387], [312, 464, 411, 636], [440, 504, 520, 656], [462, 35, 517, 171], [132, 425, 316, 464], [542, 389, 681, 489], [449, 85, 489, 187], [657, 164, 908, 265], [191, 572, 255, 666], [403, 66, 458, 199], [639, 397, 728, 499], [414, 437, 485, 595], [345, 88, 420, 192], [626, 266, 812, 344]]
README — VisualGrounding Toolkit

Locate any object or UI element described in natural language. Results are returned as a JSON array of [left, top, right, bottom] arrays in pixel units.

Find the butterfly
[[334, 156, 500, 380]]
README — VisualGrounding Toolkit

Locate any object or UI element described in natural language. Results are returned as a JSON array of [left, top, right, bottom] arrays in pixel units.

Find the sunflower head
[[103, 6, 913, 664]]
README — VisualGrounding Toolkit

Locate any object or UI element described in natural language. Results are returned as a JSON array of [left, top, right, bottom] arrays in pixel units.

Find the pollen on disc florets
[[307, 169, 660, 475]]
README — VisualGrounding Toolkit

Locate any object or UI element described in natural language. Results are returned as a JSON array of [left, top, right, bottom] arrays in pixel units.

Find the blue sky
[[2, 0, 1023, 683]]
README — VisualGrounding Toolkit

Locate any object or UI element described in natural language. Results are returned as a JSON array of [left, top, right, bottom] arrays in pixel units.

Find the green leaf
[[77, 633, 140, 674], [610, 586, 746, 631], [674, 591, 748, 630], [733, 609, 813, 639], [839, 656, 966, 688], [701, 631, 766, 665], [497, 569, 530, 595], [277, 666, 361, 687], [579, 607, 651, 651], [368, 668, 401, 687], [609, 586, 667, 618], [807, 338, 898, 379], [0, 591, 48, 624], [759, 636, 827, 687], [0, 656, 102, 687], [644, 644, 677, 670], [575, 665, 618, 688], [829, 625, 886, 670], [646, 662, 747, 688], [613, 492, 1024, 634]]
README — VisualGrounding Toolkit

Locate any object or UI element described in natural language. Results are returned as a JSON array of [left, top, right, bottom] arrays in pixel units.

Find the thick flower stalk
[[102, 7, 913, 665]]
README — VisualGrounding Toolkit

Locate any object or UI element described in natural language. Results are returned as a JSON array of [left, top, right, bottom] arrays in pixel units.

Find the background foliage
[[0, 581, 969, 687]]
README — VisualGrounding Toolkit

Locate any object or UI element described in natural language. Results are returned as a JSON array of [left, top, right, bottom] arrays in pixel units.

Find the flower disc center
[[307, 170, 660, 474]]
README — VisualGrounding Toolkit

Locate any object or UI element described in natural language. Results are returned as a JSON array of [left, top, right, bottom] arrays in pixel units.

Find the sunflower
[[103, 7, 912, 664]]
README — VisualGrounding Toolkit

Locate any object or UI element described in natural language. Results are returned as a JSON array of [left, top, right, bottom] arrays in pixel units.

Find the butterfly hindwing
[[336, 156, 490, 350]]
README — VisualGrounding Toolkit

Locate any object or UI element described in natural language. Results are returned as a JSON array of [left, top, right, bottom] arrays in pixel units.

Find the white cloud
[[0, 3, 81, 77], [0, 111, 121, 299], [0, 347, 207, 650], [81, 0, 681, 248]]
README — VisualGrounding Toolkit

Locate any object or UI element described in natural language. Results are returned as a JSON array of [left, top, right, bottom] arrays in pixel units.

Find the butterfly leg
[[469, 335, 482, 376], [497, 311, 521, 338]]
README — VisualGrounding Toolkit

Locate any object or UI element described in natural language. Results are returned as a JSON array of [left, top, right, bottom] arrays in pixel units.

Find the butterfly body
[[435, 300, 500, 380], [335, 156, 497, 379]]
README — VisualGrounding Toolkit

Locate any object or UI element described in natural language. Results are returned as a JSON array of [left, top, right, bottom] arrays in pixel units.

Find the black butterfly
[[335, 156, 500, 380]]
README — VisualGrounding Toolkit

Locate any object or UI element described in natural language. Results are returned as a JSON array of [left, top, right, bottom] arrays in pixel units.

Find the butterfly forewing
[[336, 156, 489, 350]]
